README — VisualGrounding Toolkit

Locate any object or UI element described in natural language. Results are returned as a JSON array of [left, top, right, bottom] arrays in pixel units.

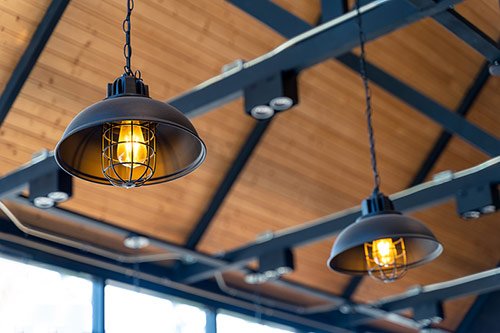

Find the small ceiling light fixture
[[327, 2, 442, 283], [245, 249, 294, 285], [123, 234, 150, 249], [55, 0, 206, 188]]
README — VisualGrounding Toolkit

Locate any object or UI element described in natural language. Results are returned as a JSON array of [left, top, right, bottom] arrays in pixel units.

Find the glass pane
[[217, 313, 295, 333], [105, 284, 206, 333], [0, 256, 93, 333]]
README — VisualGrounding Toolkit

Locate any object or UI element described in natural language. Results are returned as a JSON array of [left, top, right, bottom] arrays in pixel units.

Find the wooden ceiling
[[0, 0, 499, 331]]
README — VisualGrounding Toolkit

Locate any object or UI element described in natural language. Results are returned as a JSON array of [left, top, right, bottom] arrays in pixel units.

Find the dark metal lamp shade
[[55, 77, 206, 187], [327, 212, 443, 275]]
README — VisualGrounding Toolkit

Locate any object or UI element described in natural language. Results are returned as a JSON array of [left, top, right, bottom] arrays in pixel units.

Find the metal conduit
[[0, 201, 181, 264]]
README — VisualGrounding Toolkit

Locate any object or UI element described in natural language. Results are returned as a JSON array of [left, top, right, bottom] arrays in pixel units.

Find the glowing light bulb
[[364, 237, 407, 282], [117, 121, 148, 168], [372, 238, 397, 266]]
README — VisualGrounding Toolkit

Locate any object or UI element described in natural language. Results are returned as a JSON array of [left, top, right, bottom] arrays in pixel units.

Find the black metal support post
[[205, 308, 218, 333], [185, 120, 272, 250], [0, 0, 70, 127], [92, 277, 105, 333]]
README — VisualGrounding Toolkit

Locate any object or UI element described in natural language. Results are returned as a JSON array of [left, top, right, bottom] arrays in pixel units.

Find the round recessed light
[[244, 273, 267, 285], [481, 205, 496, 214], [461, 210, 481, 220], [33, 197, 55, 209], [47, 191, 69, 203], [123, 235, 150, 249], [250, 105, 274, 120], [269, 96, 293, 111]]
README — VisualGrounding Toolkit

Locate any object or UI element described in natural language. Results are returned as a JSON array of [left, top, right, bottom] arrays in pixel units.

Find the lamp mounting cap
[[361, 193, 398, 217], [107, 75, 149, 98]]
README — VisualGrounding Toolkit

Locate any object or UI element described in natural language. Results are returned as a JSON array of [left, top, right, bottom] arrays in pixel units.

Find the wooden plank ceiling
[[0, 0, 499, 331]]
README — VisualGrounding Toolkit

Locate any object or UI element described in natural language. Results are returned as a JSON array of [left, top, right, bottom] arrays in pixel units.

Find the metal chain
[[355, 0, 381, 195], [123, 0, 134, 76]]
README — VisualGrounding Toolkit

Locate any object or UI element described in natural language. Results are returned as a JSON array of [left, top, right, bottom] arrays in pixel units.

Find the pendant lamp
[[327, 2, 442, 283], [55, 0, 206, 188]]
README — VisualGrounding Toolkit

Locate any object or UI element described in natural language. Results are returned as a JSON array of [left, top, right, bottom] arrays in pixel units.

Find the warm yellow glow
[[117, 121, 148, 168], [372, 238, 398, 266], [364, 237, 407, 282]]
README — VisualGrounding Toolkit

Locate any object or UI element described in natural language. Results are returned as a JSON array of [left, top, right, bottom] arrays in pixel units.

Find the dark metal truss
[[185, 119, 272, 250], [225, 0, 499, 301], [1, 153, 498, 332], [0, 0, 499, 331], [0, 0, 70, 127], [173, 157, 500, 284], [409, 61, 492, 187]]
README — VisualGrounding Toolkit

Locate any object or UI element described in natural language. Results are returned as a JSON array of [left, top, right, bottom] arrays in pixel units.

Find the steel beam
[[327, 268, 500, 328], [319, 0, 349, 23], [341, 276, 364, 300], [0, 152, 59, 198], [1, 157, 498, 331], [227, 0, 499, 157], [377, 268, 500, 312], [226, 0, 311, 38], [409, 61, 492, 186], [433, 9, 500, 62], [0, 221, 348, 333], [0, 216, 473, 333], [185, 119, 272, 249], [0, 0, 70, 127], [5, 193, 350, 310], [337, 53, 500, 157], [168, 0, 464, 118], [456, 290, 500, 333], [175, 157, 500, 283]]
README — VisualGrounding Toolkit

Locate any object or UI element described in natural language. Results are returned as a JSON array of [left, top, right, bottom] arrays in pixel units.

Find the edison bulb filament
[[364, 237, 407, 282], [101, 120, 157, 188], [117, 121, 148, 168]]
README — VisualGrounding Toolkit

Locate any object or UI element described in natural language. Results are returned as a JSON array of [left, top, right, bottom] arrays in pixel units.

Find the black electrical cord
[[123, 0, 135, 76], [355, 0, 381, 196]]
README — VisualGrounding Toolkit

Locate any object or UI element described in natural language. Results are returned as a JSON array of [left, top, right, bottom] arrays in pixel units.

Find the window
[[217, 312, 295, 333], [0, 256, 93, 333], [105, 284, 206, 333]]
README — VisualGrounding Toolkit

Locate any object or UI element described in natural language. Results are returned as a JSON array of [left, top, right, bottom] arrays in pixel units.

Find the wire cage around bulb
[[101, 120, 157, 188], [364, 237, 407, 283]]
